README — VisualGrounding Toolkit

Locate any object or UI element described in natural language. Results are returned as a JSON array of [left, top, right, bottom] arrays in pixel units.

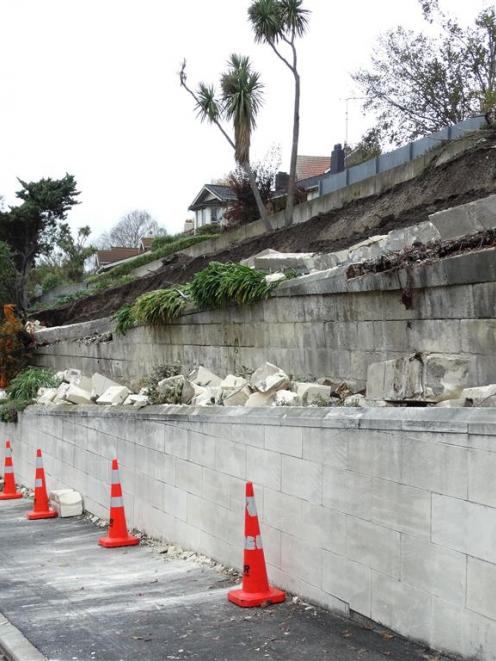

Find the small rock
[[53, 382, 71, 404], [36, 387, 57, 404]]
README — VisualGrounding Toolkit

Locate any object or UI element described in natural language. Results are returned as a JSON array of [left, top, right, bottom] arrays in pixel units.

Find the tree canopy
[[0, 174, 80, 311], [248, 0, 310, 226], [353, 2, 496, 144], [107, 209, 166, 248]]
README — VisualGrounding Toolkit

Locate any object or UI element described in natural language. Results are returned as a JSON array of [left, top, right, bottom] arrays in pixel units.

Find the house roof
[[189, 184, 237, 210], [96, 247, 142, 266], [296, 155, 331, 180]]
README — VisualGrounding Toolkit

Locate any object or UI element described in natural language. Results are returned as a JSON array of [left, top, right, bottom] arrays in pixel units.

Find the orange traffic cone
[[99, 458, 139, 548], [26, 449, 57, 520], [0, 440, 22, 500], [228, 481, 285, 608]]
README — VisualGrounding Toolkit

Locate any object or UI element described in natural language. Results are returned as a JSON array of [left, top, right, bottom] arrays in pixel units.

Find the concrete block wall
[[3, 406, 496, 660], [35, 249, 496, 389]]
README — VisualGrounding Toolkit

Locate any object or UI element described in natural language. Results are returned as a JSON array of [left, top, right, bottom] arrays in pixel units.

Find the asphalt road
[[0, 499, 452, 661]]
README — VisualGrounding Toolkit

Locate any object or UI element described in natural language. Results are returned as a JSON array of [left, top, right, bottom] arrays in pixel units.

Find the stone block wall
[[34, 250, 496, 389], [2, 406, 496, 659]]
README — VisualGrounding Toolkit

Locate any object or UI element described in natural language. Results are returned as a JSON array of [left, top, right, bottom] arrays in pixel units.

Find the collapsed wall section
[[2, 405, 496, 659], [34, 248, 496, 389]]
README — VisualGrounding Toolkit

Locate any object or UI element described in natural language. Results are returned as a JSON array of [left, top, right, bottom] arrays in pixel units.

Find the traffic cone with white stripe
[[26, 449, 57, 519], [228, 481, 285, 608], [0, 440, 22, 500], [99, 458, 139, 548]]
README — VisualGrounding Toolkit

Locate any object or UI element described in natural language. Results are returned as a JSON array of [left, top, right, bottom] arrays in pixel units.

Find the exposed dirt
[[35, 133, 496, 327]]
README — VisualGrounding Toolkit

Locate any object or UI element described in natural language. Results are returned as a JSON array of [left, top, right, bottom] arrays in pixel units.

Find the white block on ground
[[188, 366, 222, 388], [96, 385, 131, 406], [295, 383, 331, 405], [49, 489, 83, 517], [64, 384, 93, 405], [251, 362, 289, 393], [91, 373, 122, 398]]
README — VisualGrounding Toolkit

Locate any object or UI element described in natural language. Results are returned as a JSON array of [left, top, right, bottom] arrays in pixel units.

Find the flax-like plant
[[132, 286, 191, 326], [190, 262, 272, 309], [114, 304, 136, 336], [6, 367, 59, 401]]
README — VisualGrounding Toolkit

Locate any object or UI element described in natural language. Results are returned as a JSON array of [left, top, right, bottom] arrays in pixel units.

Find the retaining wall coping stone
[[22, 403, 483, 435]]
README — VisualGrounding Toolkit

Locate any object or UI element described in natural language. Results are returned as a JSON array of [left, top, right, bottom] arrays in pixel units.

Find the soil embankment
[[35, 136, 496, 327]]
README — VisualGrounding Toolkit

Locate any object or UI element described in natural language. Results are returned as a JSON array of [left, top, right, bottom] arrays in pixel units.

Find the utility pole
[[340, 97, 365, 146]]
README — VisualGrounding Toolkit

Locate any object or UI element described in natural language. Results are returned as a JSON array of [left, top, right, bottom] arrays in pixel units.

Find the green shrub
[[0, 398, 31, 423], [190, 261, 272, 309], [141, 364, 182, 405], [114, 304, 136, 335], [133, 286, 191, 325], [7, 367, 59, 402]]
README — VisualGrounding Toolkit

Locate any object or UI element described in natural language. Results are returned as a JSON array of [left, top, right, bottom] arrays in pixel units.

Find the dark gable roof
[[189, 184, 236, 210]]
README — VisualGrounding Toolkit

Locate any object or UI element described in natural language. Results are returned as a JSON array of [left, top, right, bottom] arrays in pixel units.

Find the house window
[[211, 207, 218, 223]]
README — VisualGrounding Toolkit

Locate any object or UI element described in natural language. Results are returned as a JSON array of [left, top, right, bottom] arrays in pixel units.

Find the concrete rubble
[[48, 489, 83, 517]]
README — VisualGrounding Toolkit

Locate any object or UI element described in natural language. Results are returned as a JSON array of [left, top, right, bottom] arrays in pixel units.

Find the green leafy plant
[[7, 367, 59, 402], [114, 304, 137, 335], [190, 261, 272, 309], [0, 398, 31, 423], [133, 286, 191, 326]]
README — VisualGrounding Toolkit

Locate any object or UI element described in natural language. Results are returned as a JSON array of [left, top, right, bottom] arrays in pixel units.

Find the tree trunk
[[285, 68, 300, 228], [243, 163, 273, 232]]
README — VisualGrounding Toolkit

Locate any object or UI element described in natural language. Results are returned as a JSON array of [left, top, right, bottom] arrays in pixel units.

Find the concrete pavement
[[0, 499, 452, 661]]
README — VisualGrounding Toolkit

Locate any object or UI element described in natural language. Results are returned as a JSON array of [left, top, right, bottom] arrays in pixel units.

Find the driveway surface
[[0, 499, 452, 661]]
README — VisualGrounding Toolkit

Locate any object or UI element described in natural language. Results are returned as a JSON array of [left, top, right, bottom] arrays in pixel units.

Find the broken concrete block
[[36, 387, 57, 403], [48, 489, 83, 517], [53, 382, 71, 404], [295, 382, 331, 406], [123, 394, 149, 409], [245, 391, 276, 407], [64, 384, 93, 405], [274, 390, 300, 406], [251, 362, 289, 394], [265, 272, 286, 285], [384, 222, 440, 252], [96, 386, 131, 406], [461, 384, 496, 406], [191, 387, 216, 406], [241, 248, 280, 269], [189, 366, 222, 388], [62, 369, 92, 392], [220, 374, 248, 391], [366, 353, 470, 402], [435, 398, 468, 408], [91, 373, 122, 398], [157, 374, 194, 404], [223, 385, 252, 407], [253, 251, 315, 273], [343, 394, 389, 407]]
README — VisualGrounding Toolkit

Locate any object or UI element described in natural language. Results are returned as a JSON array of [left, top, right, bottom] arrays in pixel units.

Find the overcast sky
[[0, 0, 489, 238]]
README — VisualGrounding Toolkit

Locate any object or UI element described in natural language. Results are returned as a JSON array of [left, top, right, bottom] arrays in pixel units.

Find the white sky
[[0, 0, 489, 238]]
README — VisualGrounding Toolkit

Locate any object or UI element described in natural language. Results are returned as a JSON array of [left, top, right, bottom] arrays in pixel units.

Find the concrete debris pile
[[33, 363, 366, 410], [365, 353, 496, 407]]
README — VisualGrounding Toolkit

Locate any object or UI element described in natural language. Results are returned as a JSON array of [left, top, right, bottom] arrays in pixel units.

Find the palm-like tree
[[248, 0, 310, 227], [180, 57, 271, 231]]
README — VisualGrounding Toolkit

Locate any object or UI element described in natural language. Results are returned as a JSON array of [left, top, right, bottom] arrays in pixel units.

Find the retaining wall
[[34, 248, 496, 389], [3, 406, 496, 659]]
